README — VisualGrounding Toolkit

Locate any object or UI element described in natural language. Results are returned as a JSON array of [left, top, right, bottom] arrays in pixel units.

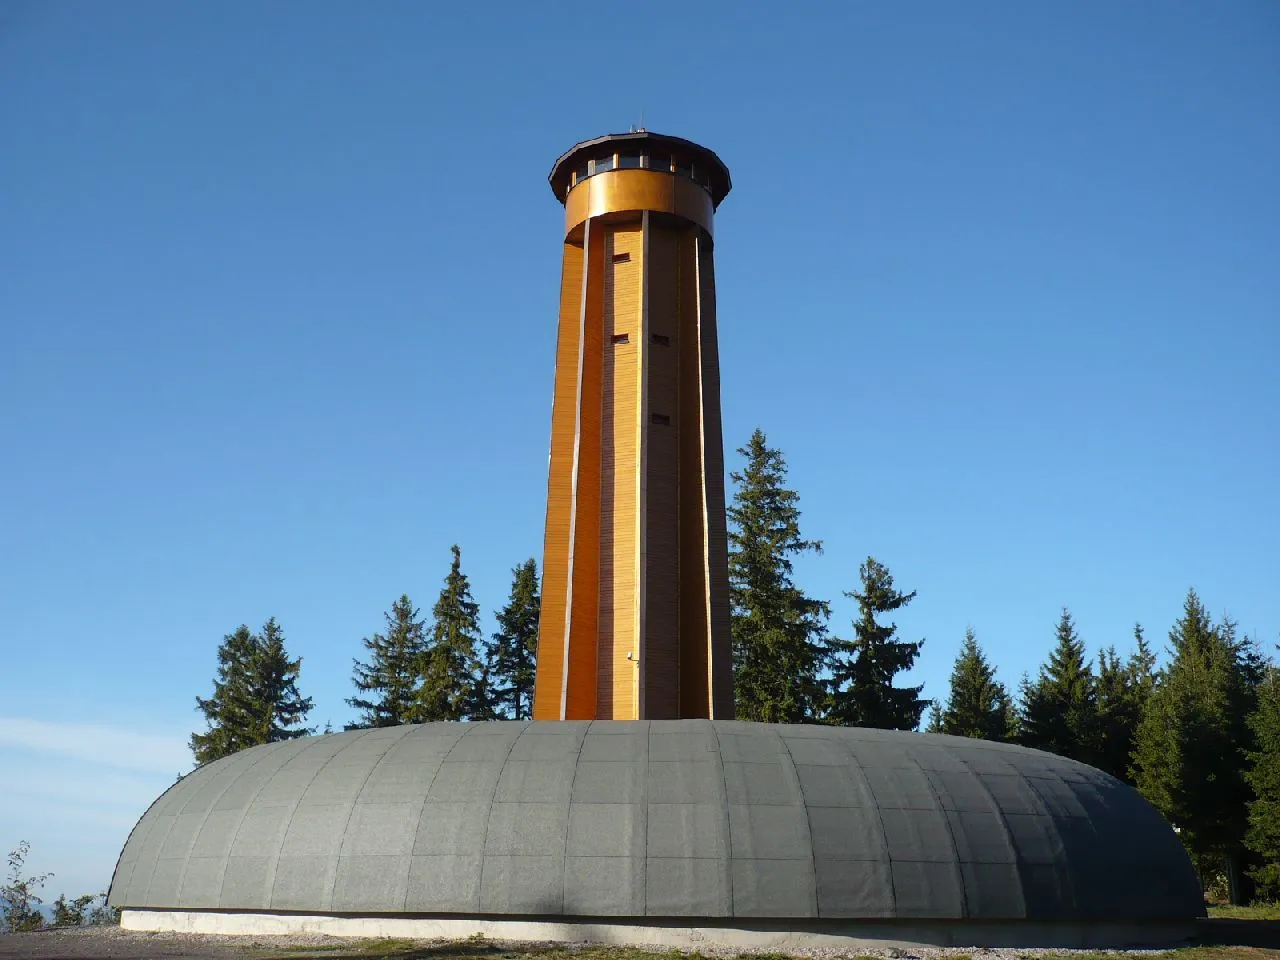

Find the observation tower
[[534, 132, 735, 722]]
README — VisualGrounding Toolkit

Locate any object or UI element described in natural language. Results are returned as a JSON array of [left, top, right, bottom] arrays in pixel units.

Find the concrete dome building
[[109, 720, 1203, 947]]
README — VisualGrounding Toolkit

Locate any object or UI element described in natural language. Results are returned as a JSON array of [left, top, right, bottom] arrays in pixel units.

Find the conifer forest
[[189, 428, 1280, 908]]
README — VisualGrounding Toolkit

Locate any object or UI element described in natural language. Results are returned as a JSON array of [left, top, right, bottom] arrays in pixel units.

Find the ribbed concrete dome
[[108, 720, 1203, 921]]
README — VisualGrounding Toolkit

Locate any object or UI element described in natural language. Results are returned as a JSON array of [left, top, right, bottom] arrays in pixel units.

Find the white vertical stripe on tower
[[560, 218, 593, 720]]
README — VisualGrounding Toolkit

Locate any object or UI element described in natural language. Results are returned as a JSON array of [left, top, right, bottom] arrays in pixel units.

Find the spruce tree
[[347, 595, 427, 729], [932, 627, 1013, 741], [826, 557, 928, 730], [1131, 622, 1158, 692], [246, 618, 313, 745], [1092, 625, 1155, 784], [419, 545, 486, 721], [192, 625, 258, 763], [924, 701, 944, 733], [1094, 647, 1135, 780], [1245, 660, 1280, 899], [192, 619, 313, 764], [1132, 589, 1261, 903], [1018, 608, 1097, 763], [489, 558, 541, 719], [727, 429, 829, 723], [465, 662, 502, 722]]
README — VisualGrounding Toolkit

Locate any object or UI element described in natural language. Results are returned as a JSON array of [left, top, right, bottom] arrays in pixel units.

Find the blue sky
[[1, 1, 1277, 897]]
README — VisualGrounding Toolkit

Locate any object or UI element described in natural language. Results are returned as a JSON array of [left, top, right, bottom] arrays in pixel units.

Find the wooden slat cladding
[[696, 233, 735, 718], [642, 219, 683, 718], [598, 225, 642, 719], [533, 239, 586, 719], [563, 222, 607, 720]]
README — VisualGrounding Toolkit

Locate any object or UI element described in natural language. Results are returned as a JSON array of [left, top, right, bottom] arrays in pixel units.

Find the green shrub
[[1, 842, 52, 933]]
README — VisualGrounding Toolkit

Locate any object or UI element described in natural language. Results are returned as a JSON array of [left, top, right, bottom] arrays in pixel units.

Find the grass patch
[[353, 942, 424, 957], [257, 940, 427, 959], [271, 947, 347, 954], [1211, 904, 1280, 921], [271, 947, 350, 957]]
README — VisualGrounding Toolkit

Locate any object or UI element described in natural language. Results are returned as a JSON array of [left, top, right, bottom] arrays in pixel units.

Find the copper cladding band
[[565, 169, 715, 238]]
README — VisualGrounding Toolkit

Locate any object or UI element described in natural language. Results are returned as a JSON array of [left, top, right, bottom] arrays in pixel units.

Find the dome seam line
[[922, 743, 971, 920], [331, 726, 417, 911], [773, 724, 819, 919]]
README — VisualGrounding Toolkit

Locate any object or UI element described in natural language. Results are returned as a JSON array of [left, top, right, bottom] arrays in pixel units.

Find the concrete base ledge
[[121, 909, 1199, 950]]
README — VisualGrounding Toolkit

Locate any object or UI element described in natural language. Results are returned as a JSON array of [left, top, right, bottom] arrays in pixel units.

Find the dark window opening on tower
[[650, 413, 671, 426], [612, 252, 631, 263], [651, 334, 670, 346], [568, 148, 711, 196], [611, 333, 630, 345]]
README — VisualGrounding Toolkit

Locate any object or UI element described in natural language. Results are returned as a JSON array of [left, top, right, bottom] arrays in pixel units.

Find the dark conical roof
[[548, 132, 732, 207]]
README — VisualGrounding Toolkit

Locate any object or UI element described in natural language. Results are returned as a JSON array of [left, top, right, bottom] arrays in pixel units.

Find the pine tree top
[[826, 556, 927, 731], [420, 544, 487, 722], [432, 546, 481, 636], [729, 429, 823, 576], [935, 626, 1012, 742], [346, 595, 427, 729], [1169, 587, 1215, 657], [489, 558, 540, 720], [728, 428, 828, 724], [192, 618, 312, 765]]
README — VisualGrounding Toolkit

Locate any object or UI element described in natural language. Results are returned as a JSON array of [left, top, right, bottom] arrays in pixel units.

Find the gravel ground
[[0, 928, 1187, 960], [1, 927, 363, 960]]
